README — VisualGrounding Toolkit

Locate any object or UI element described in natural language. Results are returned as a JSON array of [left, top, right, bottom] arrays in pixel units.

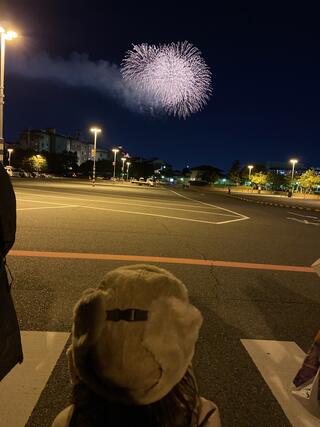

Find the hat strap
[[106, 309, 148, 322]]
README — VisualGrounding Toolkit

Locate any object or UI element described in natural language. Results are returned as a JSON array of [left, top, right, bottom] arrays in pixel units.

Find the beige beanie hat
[[68, 264, 203, 405]]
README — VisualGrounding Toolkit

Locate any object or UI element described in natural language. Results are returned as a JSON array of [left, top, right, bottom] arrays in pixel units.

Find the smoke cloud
[[7, 51, 150, 113]]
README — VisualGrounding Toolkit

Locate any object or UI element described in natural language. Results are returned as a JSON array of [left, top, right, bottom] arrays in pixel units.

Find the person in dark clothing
[[0, 163, 23, 381]]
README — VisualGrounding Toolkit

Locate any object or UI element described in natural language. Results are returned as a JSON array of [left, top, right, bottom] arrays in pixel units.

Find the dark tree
[[228, 160, 241, 184]]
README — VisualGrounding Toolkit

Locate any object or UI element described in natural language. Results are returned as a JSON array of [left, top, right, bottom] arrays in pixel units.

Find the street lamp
[[121, 157, 126, 179], [7, 147, 13, 166], [112, 148, 119, 180], [90, 127, 101, 186], [0, 27, 18, 163], [289, 159, 298, 185], [248, 165, 253, 180], [126, 161, 131, 180]]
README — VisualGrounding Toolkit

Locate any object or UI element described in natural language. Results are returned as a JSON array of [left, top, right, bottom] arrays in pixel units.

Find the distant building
[[265, 161, 320, 175], [95, 149, 110, 161], [18, 128, 93, 165]]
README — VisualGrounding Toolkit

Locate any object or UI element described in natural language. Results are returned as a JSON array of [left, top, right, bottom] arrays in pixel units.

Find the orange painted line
[[8, 250, 315, 274]]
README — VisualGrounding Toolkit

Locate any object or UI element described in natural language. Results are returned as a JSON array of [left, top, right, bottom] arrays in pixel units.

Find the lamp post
[[7, 147, 13, 166], [112, 148, 119, 180], [290, 159, 298, 187], [0, 27, 18, 163], [126, 161, 131, 181], [121, 157, 126, 179], [248, 165, 253, 180], [90, 127, 101, 187]]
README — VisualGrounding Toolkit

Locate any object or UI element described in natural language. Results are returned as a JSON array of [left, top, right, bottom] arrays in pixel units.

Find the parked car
[[18, 169, 30, 178]]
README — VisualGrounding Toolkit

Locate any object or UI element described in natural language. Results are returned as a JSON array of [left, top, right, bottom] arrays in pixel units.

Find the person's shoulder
[[51, 405, 74, 427], [198, 397, 221, 427]]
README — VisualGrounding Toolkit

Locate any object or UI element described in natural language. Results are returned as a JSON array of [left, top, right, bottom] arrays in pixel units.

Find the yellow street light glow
[[0, 27, 18, 40], [90, 127, 101, 134], [89, 126, 101, 187], [248, 165, 253, 169], [0, 26, 18, 162], [121, 157, 126, 161], [6, 31, 18, 40], [112, 148, 120, 179], [289, 159, 298, 184]]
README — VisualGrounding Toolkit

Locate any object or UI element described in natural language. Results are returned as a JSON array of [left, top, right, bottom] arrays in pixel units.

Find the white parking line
[[75, 204, 237, 225], [288, 212, 320, 220], [18, 198, 78, 206], [15, 191, 235, 213], [0, 331, 69, 427], [170, 190, 250, 221], [18, 205, 78, 211], [287, 217, 320, 226], [15, 190, 248, 225], [242, 339, 320, 426]]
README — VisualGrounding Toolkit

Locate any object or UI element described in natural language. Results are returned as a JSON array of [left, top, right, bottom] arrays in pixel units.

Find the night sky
[[1, 1, 320, 171]]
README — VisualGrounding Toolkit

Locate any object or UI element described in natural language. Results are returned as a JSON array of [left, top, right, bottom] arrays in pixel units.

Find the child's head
[[68, 264, 203, 407]]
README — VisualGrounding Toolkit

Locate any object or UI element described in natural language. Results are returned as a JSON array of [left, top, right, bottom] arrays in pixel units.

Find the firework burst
[[121, 41, 212, 118]]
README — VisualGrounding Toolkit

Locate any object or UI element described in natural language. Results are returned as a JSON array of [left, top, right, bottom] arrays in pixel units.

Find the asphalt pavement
[[1, 179, 320, 427]]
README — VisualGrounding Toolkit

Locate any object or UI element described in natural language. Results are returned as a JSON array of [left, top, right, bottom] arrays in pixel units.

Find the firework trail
[[121, 41, 212, 118]]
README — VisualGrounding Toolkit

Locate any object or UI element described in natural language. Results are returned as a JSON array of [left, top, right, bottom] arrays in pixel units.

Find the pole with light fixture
[[248, 165, 253, 180], [112, 148, 119, 180], [121, 157, 126, 179], [289, 159, 298, 187], [7, 147, 13, 166], [90, 127, 101, 186], [126, 161, 131, 181], [0, 26, 18, 163]]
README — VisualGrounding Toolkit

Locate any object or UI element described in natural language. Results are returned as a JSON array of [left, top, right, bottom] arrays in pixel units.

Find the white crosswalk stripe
[[1, 334, 319, 426], [242, 339, 320, 427], [0, 331, 70, 427]]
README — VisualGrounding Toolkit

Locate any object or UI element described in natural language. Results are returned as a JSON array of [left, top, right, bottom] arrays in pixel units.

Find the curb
[[228, 194, 320, 213]]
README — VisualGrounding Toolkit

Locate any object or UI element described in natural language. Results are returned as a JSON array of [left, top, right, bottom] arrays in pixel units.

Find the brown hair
[[69, 368, 200, 427]]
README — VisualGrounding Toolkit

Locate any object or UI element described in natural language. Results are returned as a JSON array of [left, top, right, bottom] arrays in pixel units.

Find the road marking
[[16, 188, 210, 209], [287, 217, 320, 226], [241, 339, 320, 426], [288, 212, 320, 220], [17, 205, 78, 211], [8, 250, 316, 273], [72, 204, 242, 225], [18, 198, 77, 206], [170, 189, 250, 221], [0, 331, 69, 427], [17, 195, 238, 218]]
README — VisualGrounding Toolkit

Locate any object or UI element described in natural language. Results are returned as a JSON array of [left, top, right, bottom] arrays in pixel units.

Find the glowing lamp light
[[6, 31, 18, 40], [289, 158, 298, 183], [90, 127, 101, 134]]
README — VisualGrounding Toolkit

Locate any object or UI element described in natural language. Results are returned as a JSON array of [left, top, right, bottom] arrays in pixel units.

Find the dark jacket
[[0, 163, 23, 381]]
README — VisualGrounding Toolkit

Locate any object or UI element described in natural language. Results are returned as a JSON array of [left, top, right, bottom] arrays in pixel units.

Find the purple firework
[[121, 41, 212, 118]]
